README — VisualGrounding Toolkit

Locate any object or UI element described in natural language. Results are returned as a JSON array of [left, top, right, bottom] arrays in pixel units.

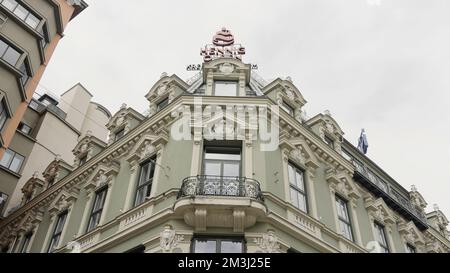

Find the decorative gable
[[398, 220, 425, 246], [83, 160, 120, 192], [145, 74, 189, 116], [263, 78, 307, 122], [365, 197, 396, 227], [409, 185, 427, 213], [326, 167, 360, 201], [106, 104, 145, 144], [21, 175, 45, 205], [305, 112, 344, 154], [72, 133, 107, 167], [42, 157, 73, 188]]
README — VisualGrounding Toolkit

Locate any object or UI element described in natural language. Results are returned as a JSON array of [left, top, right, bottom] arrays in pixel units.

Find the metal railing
[[351, 160, 428, 226], [178, 175, 264, 201]]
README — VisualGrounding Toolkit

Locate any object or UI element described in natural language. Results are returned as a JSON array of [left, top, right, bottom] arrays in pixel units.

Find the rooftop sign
[[200, 28, 246, 62]]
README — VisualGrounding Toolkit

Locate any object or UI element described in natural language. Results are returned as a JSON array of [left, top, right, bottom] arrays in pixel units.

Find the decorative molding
[[160, 225, 184, 253], [254, 230, 280, 253]]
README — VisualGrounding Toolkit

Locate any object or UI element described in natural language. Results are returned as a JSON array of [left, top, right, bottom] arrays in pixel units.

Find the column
[[329, 188, 340, 233], [349, 200, 363, 246], [149, 145, 165, 198], [281, 149, 290, 202], [123, 161, 139, 211], [244, 137, 253, 178], [386, 226, 397, 253], [99, 179, 114, 226], [190, 131, 202, 176], [305, 170, 318, 219]]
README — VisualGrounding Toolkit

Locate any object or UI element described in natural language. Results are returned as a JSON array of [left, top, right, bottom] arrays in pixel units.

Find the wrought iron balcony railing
[[178, 175, 264, 201], [351, 160, 428, 229]]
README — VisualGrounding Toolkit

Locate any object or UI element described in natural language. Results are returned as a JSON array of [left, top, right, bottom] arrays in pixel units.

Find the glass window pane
[[295, 170, 304, 190], [3, 47, 20, 66], [0, 149, 14, 168], [205, 152, 240, 161], [204, 161, 221, 176], [194, 239, 216, 253], [290, 187, 298, 208], [214, 81, 237, 96], [288, 165, 295, 185], [134, 188, 146, 206], [221, 241, 242, 253], [25, 13, 40, 29], [1, 0, 18, 11], [223, 162, 239, 177], [0, 40, 8, 57], [13, 5, 28, 20], [297, 192, 307, 212], [9, 153, 24, 172]]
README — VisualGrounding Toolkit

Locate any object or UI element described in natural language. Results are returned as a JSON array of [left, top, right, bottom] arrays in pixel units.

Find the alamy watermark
[[170, 97, 280, 152]]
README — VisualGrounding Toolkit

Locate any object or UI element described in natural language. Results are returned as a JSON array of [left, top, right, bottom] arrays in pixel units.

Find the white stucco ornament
[[157, 84, 168, 96], [160, 225, 184, 253], [142, 142, 156, 158], [219, 63, 235, 74], [285, 88, 295, 101], [254, 230, 280, 253]]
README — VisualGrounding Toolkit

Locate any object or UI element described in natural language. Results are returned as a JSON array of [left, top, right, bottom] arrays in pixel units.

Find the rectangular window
[[324, 136, 334, 149], [19, 61, 30, 87], [19, 232, 32, 253], [156, 97, 169, 111], [374, 222, 389, 253], [134, 158, 156, 207], [203, 146, 241, 178], [2, 44, 20, 66], [29, 100, 39, 111], [0, 148, 25, 173], [0, 99, 8, 131], [0, 0, 42, 30], [335, 195, 354, 242], [115, 128, 125, 141], [192, 237, 244, 253], [406, 244, 416, 253], [47, 211, 68, 253], [280, 101, 294, 116], [86, 187, 107, 233], [214, 81, 238, 97], [18, 122, 31, 135], [288, 162, 308, 213]]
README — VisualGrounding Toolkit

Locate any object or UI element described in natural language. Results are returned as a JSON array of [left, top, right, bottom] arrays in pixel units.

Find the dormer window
[[156, 97, 169, 112], [280, 101, 294, 116], [214, 81, 237, 97], [115, 128, 125, 141], [324, 135, 334, 149]]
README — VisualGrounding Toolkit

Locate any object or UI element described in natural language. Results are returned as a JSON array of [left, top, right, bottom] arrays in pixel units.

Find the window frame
[[47, 210, 68, 253], [133, 157, 156, 207], [156, 97, 169, 112], [335, 194, 354, 242], [191, 236, 246, 253], [0, 98, 9, 131], [19, 231, 32, 253], [78, 154, 87, 167], [406, 243, 416, 253], [0, 148, 25, 173], [213, 80, 238, 97], [17, 122, 32, 135], [287, 161, 308, 213], [202, 145, 242, 178], [280, 101, 295, 116], [86, 186, 108, 233], [374, 222, 390, 253], [114, 127, 125, 141]]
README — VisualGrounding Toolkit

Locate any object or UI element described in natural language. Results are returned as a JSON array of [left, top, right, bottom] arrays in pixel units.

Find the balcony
[[351, 160, 428, 230], [175, 175, 266, 232], [178, 175, 264, 201]]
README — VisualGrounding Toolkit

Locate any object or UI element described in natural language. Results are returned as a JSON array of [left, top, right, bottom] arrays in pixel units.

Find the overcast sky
[[40, 0, 450, 217]]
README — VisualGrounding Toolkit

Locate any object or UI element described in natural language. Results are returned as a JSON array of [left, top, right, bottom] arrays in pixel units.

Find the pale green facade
[[0, 57, 449, 254]]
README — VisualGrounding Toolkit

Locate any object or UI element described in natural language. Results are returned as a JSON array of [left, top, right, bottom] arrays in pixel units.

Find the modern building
[[0, 28, 448, 253], [0, 83, 110, 218], [0, 0, 88, 160]]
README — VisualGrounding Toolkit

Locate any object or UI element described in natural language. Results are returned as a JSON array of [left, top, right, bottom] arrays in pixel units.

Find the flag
[[357, 129, 369, 154]]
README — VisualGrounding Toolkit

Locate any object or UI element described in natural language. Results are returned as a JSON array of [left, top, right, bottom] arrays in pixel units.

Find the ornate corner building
[[0, 28, 449, 253]]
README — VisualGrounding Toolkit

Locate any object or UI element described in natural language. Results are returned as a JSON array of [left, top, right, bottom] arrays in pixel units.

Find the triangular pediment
[[305, 113, 344, 138], [126, 133, 158, 163], [84, 161, 120, 191], [366, 197, 396, 225]]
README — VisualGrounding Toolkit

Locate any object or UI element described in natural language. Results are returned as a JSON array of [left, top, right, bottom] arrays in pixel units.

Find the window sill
[[0, 164, 21, 178]]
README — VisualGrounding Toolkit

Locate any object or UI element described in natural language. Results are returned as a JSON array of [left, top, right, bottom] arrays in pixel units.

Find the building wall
[[0, 0, 85, 159]]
